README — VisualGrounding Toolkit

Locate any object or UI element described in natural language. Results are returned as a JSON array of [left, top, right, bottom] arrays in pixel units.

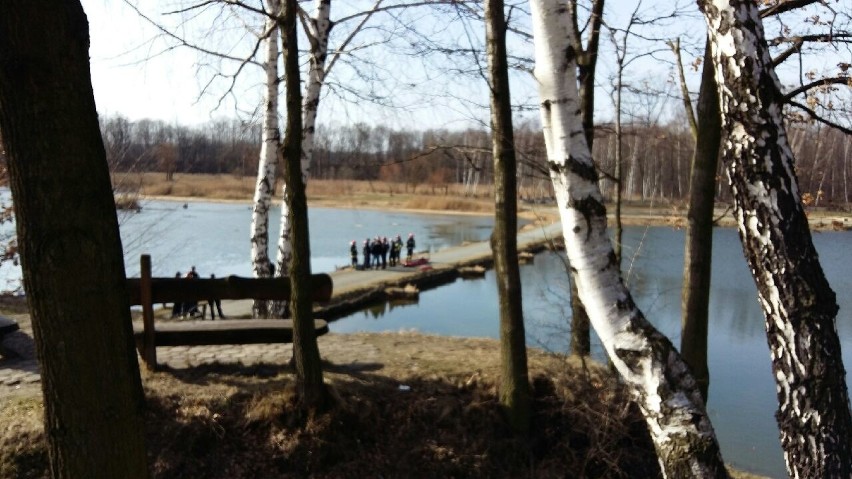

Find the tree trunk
[[613, 62, 624, 265], [529, 2, 728, 476], [680, 40, 721, 401], [280, 0, 326, 408], [252, 0, 281, 318], [0, 2, 149, 477], [566, 0, 604, 358], [484, 0, 531, 435], [699, 2, 852, 476], [273, 0, 332, 317], [569, 277, 590, 356]]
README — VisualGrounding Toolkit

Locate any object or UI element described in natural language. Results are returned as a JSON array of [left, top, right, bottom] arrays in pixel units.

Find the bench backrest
[[128, 254, 333, 370], [126, 274, 333, 305]]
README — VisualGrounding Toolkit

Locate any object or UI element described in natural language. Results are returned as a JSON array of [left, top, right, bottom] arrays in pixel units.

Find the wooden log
[[132, 319, 329, 346]]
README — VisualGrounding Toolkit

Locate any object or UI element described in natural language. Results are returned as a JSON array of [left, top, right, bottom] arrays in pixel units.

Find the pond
[[332, 225, 852, 478], [117, 199, 497, 277], [2, 195, 847, 477]]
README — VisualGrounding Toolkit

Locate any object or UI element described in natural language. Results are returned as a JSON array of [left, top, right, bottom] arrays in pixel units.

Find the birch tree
[[698, 1, 852, 476], [273, 0, 334, 298], [529, 1, 728, 476], [273, 0, 382, 298], [251, 0, 281, 318]]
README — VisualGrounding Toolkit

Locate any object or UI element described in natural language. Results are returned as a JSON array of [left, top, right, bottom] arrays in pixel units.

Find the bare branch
[[333, 1, 470, 26], [122, 0, 264, 68], [760, 0, 823, 18], [784, 76, 852, 101], [325, 0, 384, 76], [667, 37, 698, 140], [769, 33, 852, 47], [787, 99, 852, 136]]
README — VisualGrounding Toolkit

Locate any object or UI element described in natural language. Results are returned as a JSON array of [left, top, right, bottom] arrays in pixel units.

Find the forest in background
[[97, 114, 852, 208]]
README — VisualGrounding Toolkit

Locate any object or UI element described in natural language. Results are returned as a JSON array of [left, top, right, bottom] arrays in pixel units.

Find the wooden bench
[[127, 255, 333, 369]]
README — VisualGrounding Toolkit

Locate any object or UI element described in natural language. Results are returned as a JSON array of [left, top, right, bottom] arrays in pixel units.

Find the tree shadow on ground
[[139, 360, 661, 479], [2, 358, 662, 478]]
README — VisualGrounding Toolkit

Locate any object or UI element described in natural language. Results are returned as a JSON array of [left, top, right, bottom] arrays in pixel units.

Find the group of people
[[170, 266, 225, 320], [350, 233, 416, 270]]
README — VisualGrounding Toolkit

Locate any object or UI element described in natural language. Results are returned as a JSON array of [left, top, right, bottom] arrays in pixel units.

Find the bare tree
[[699, 1, 852, 476], [673, 38, 721, 402], [484, 0, 531, 434], [280, 0, 326, 408], [251, 0, 281, 318], [529, 1, 728, 476]]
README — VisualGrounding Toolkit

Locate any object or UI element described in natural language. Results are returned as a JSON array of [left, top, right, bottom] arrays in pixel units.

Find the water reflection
[[362, 298, 420, 319]]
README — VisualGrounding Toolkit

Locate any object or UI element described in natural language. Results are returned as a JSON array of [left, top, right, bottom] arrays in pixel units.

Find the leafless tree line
[[102, 113, 852, 207]]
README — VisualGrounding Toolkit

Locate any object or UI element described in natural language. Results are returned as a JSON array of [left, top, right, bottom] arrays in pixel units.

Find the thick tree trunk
[[700, 2, 852, 477], [530, 2, 728, 477], [280, 0, 326, 407], [252, 2, 280, 318], [680, 41, 721, 401], [484, 0, 531, 435], [0, 2, 149, 477]]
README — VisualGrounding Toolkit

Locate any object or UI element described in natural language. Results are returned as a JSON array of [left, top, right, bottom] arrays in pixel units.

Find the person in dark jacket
[[371, 237, 382, 269], [406, 233, 416, 261], [171, 271, 183, 317], [380, 237, 389, 269], [183, 266, 200, 317], [390, 234, 402, 266], [350, 240, 358, 267], [362, 239, 371, 270], [207, 274, 225, 320]]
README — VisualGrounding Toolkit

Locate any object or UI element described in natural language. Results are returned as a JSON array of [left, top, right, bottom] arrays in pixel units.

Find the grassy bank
[[122, 172, 852, 231]]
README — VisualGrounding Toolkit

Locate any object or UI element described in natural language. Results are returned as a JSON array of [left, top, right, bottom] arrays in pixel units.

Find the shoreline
[[137, 194, 852, 232]]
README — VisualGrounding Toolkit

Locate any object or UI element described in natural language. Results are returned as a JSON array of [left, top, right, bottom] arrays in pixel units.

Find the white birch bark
[[250, 1, 280, 282], [274, 0, 332, 278], [529, 2, 728, 477], [699, 1, 852, 477]]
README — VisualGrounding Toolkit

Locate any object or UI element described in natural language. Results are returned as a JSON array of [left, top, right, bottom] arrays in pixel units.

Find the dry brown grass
[[129, 173, 500, 205], [0, 293, 769, 479], [1, 348, 663, 479], [130, 172, 257, 200], [403, 196, 493, 213], [117, 173, 852, 232]]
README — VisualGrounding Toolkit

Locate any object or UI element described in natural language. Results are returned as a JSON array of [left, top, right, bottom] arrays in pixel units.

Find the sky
[[78, 1, 849, 133], [82, 0, 251, 126], [79, 0, 688, 131], [80, 0, 514, 130]]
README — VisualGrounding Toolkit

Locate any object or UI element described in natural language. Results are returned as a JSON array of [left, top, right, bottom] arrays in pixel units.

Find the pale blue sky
[[79, 0, 683, 131], [79, 1, 847, 132]]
